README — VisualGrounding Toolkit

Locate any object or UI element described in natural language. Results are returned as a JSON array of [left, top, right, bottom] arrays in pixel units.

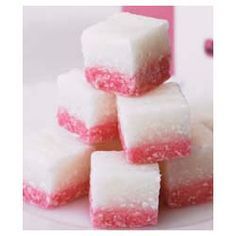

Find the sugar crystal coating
[[85, 55, 170, 96]]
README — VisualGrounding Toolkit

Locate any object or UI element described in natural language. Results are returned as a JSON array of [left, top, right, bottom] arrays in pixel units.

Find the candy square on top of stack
[[117, 82, 191, 164], [57, 69, 119, 145], [81, 12, 170, 96]]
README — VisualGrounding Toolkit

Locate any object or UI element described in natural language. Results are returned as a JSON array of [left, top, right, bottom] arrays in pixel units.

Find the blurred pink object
[[204, 39, 213, 57]]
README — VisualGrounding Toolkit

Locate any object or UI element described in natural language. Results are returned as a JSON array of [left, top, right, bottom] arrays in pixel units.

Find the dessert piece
[[23, 127, 94, 208], [81, 12, 170, 96], [57, 69, 118, 145], [90, 151, 161, 229], [117, 82, 191, 164], [160, 123, 213, 208]]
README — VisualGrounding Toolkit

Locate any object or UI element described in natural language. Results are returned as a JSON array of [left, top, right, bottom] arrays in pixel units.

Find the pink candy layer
[[123, 137, 191, 164], [163, 178, 213, 208], [57, 108, 119, 145], [23, 181, 89, 208], [91, 207, 158, 229], [85, 55, 170, 96]]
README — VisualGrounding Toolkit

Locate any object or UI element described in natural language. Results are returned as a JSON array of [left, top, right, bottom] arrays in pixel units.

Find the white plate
[[23, 81, 213, 230], [23, 198, 213, 230]]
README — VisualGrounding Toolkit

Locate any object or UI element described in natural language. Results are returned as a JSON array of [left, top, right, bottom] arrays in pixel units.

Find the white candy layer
[[57, 69, 117, 128], [161, 123, 213, 188], [24, 126, 94, 193], [82, 12, 170, 75], [117, 83, 191, 147], [90, 151, 161, 209]]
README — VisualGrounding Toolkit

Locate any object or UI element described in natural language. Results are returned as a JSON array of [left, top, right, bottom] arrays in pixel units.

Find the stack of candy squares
[[23, 12, 213, 229]]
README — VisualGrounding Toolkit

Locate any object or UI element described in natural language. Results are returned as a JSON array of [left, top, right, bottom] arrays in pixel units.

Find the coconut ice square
[[23, 127, 94, 208], [90, 151, 161, 229], [81, 12, 170, 96], [117, 82, 191, 164], [160, 123, 213, 208], [57, 69, 118, 145]]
